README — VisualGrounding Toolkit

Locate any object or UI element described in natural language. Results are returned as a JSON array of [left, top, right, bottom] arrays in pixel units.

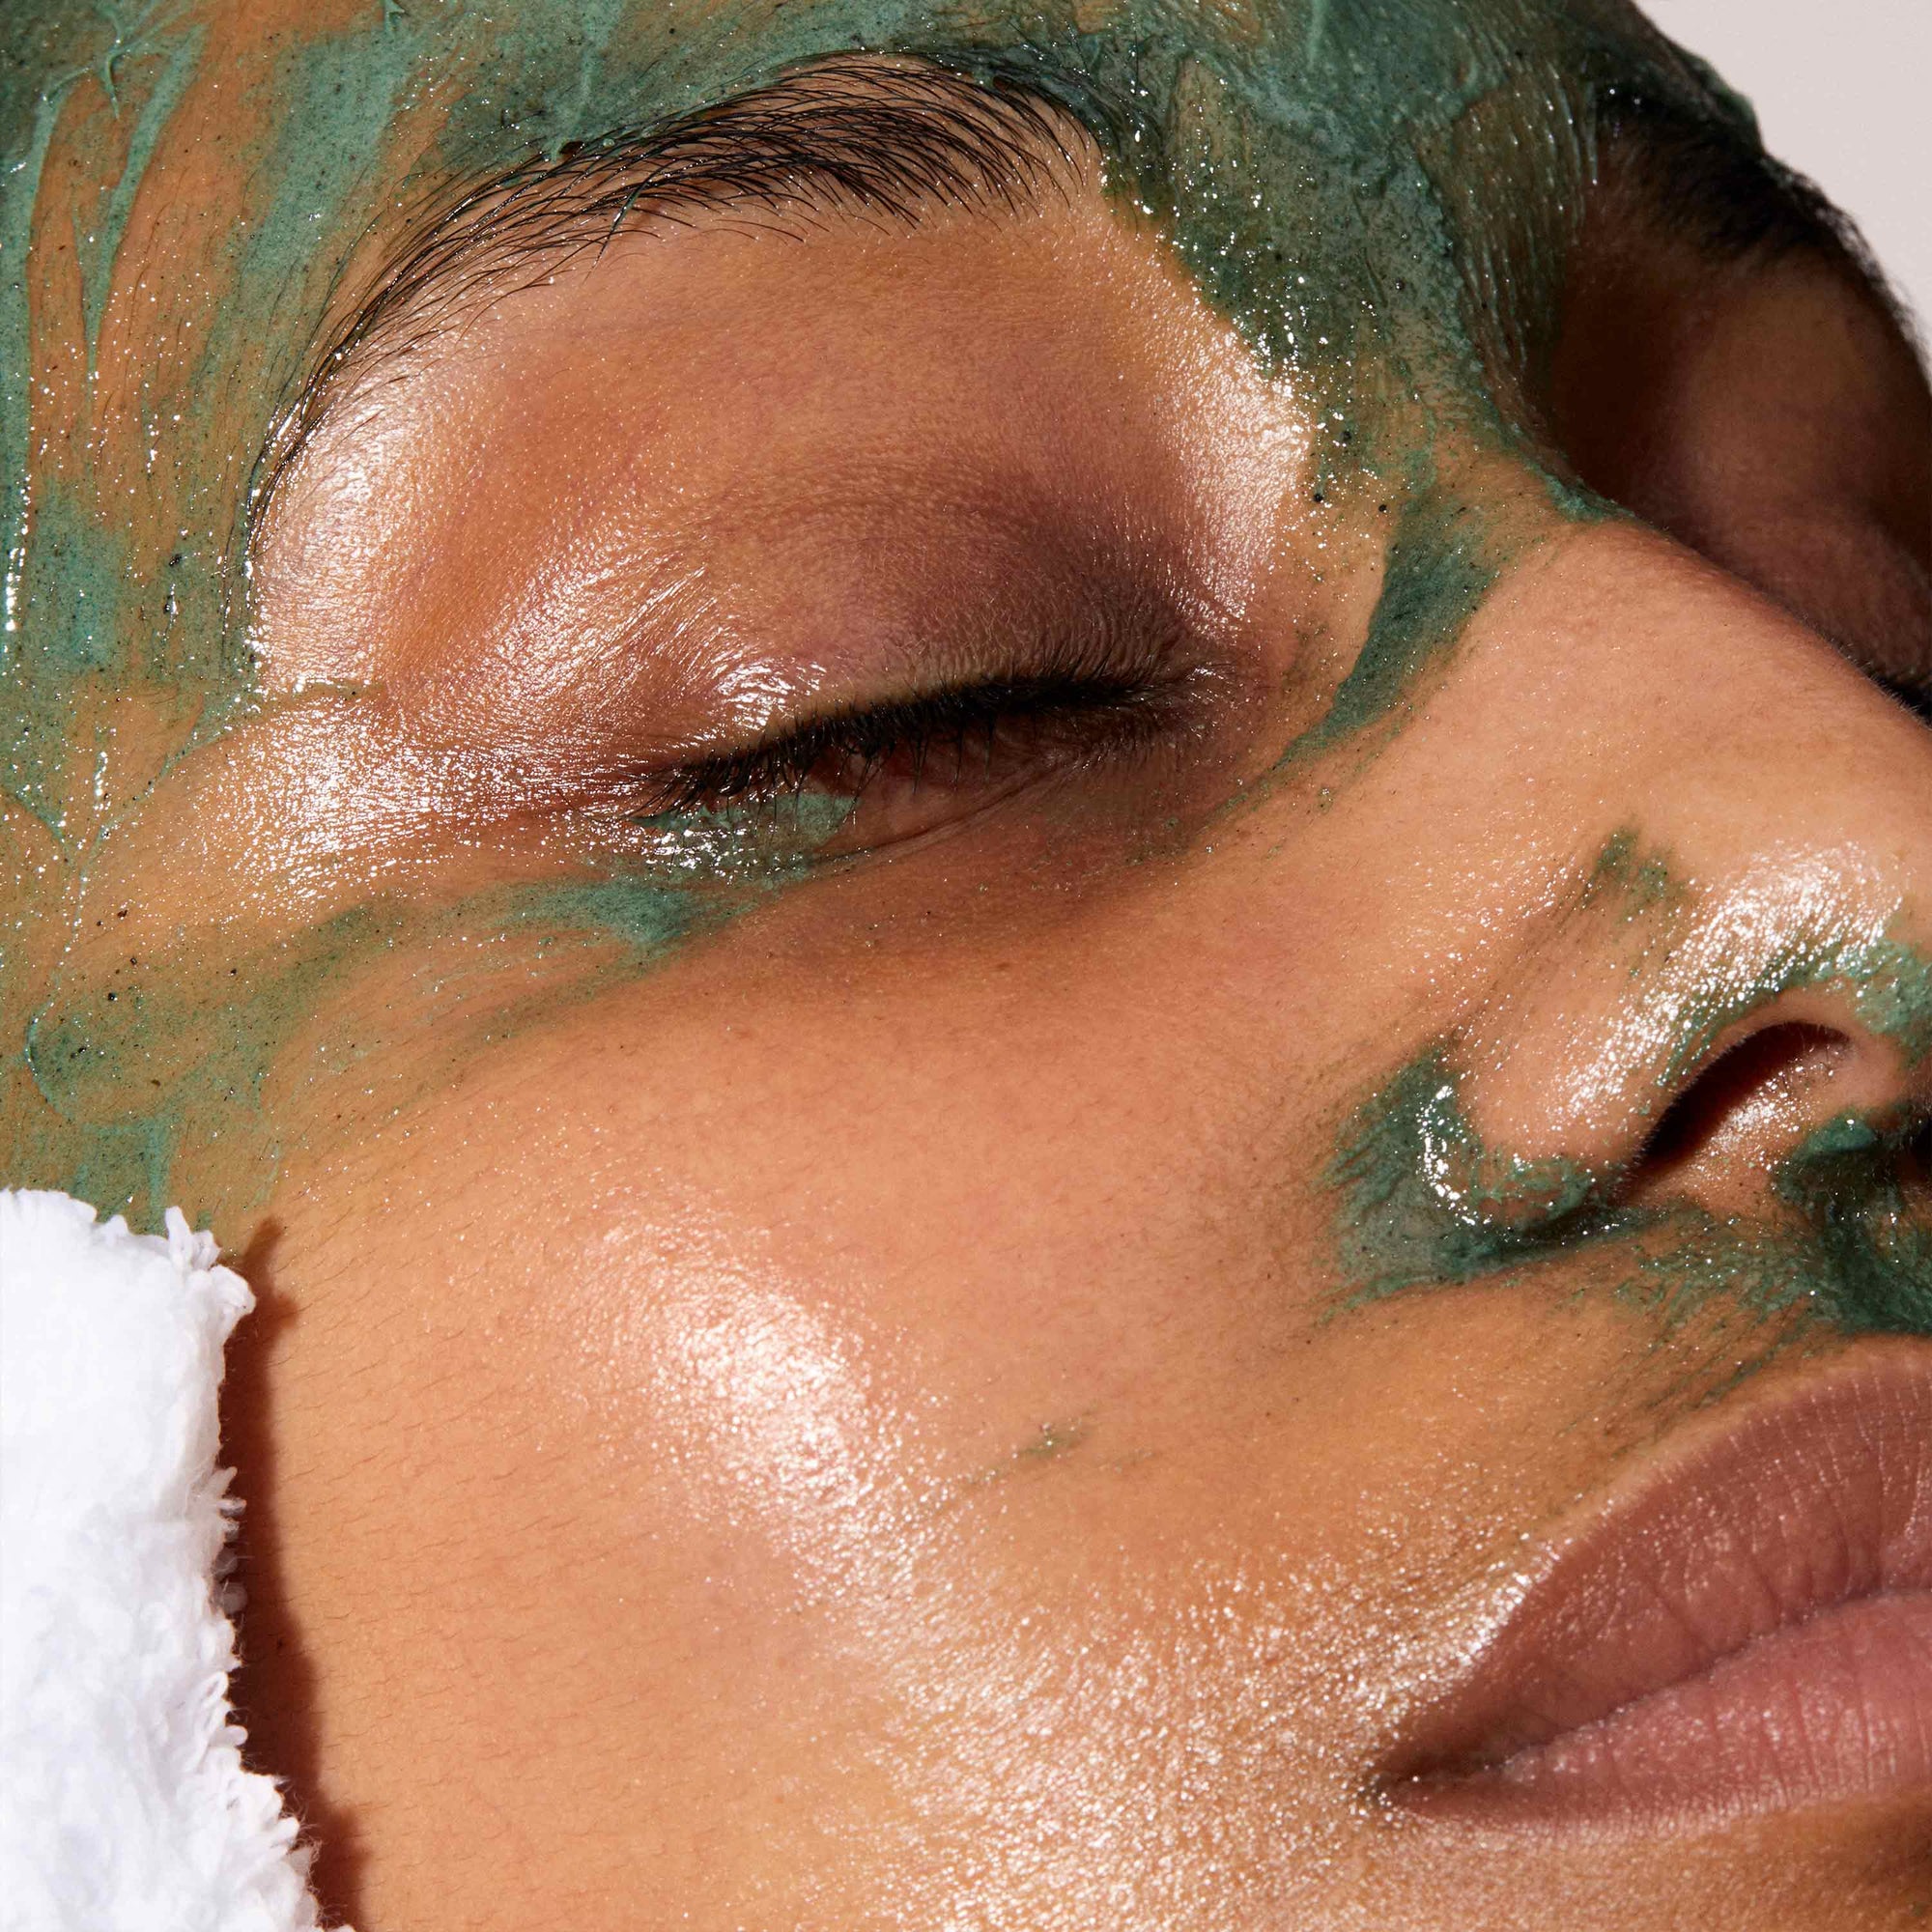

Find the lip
[[1386, 1342, 1932, 1829]]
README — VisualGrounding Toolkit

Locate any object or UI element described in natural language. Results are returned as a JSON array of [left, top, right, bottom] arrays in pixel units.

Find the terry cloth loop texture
[[0, 1190, 332, 1932]]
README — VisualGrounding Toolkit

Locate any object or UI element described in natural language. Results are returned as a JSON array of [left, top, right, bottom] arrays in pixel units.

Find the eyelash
[[639, 637, 1203, 819]]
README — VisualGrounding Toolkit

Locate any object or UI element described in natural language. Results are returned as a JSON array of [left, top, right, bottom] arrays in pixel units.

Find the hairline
[[1594, 87, 1922, 354]]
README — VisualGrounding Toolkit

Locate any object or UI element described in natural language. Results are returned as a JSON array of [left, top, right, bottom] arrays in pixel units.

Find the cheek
[[220, 803, 1803, 1914], [244, 979, 1365, 1906], [243, 875, 1333, 1624], [243, 961, 1698, 1913], [238, 852, 1621, 1594]]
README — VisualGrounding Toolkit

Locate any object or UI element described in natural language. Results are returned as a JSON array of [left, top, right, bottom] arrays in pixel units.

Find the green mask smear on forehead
[[1, 0, 1752, 1223]]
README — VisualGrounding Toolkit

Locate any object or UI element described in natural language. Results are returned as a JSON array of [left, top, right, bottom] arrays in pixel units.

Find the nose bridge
[[1448, 523, 1932, 1210]]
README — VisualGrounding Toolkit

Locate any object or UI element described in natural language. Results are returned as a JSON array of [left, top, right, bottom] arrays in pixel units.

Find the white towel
[[0, 1190, 334, 1932]]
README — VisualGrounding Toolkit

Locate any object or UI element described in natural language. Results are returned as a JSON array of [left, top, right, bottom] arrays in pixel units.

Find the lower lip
[[1410, 1589, 1932, 1825]]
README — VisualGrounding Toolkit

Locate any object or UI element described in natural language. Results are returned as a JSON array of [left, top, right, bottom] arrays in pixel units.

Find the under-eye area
[[3, 13, 1930, 1932]]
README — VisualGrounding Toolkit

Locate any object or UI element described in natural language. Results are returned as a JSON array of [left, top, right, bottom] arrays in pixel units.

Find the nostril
[[1627, 1022, 1855, 1208], [1903, 1115, 1932, 1191]]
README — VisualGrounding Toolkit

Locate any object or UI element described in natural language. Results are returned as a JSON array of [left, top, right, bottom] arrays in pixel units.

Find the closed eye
[[609, 580, 1225, 856], [644, 663, 1195, 816]]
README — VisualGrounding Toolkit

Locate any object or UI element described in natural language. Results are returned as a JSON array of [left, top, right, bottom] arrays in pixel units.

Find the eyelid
[[620, 595, 1217, 846], [644, 664, 1193, 812]]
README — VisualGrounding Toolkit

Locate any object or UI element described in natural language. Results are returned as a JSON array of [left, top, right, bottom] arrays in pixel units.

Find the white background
[[1641, 0, 1930, 328]]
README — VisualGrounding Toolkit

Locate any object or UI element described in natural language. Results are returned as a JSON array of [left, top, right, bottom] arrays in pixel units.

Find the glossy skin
[[3, 2, 1930, 1926]]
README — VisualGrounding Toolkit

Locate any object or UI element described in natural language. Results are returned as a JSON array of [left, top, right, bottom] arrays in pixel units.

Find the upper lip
[[1383, 1340, 1932, 1827]]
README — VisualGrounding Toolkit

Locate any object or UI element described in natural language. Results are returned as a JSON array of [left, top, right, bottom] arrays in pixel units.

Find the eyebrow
[[257, 56, 1081, 511]]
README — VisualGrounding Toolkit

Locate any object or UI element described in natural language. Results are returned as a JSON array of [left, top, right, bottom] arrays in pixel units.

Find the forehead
[[4, 0, 1726, 397]]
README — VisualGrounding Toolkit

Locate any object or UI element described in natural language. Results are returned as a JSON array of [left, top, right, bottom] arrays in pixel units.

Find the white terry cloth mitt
[[0, 1190, 333, 1932]]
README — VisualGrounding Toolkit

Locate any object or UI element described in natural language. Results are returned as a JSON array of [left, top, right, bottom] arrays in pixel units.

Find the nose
[[1421, 522, 1932, 1227], [1626, 1019, 1918, 1217]]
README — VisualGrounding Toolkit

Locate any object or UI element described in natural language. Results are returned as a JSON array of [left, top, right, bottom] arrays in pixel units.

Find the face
[[4, 2, 1929, 1926]]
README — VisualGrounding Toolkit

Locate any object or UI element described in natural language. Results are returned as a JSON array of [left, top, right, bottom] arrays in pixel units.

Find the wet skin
[[3, 2, 1932, 1926]]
